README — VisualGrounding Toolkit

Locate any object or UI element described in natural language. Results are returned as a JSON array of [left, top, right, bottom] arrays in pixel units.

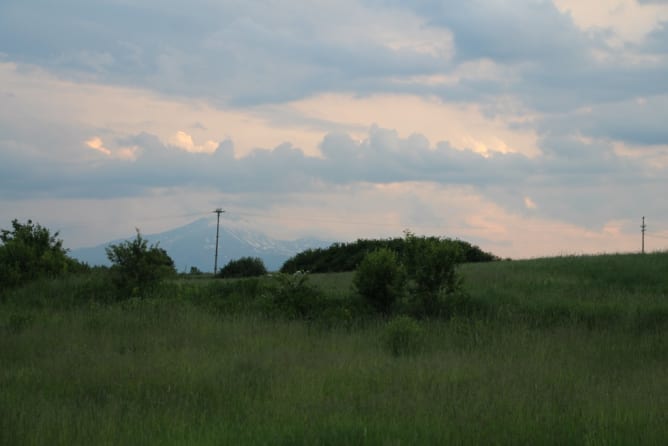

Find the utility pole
[[641, 216, 646, 254], [213, 208, 225, 274]]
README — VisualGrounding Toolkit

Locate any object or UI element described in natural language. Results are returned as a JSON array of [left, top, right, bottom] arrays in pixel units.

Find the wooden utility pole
[[213, 208, 225, 274], [641, 216, 646, 254]]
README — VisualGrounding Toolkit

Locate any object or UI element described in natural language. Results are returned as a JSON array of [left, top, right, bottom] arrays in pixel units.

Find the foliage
[[266, 272, 324, 319], [2, 271, 117, 308], [403, 231, 468, 317], [352, 233, 470, 317], [382, 315, 424, 356], [189, 266, 203, 275], [353, 248, 406, 314], [281, 236, 497, 274], [0, 219, 85, 294], [105, 229, 176, 298], [218, 256, 267, 278], [5, 252, 668, 444]]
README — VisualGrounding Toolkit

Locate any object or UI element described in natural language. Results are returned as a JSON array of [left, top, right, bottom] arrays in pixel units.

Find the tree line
[[280, 234, 499, 274], [1, 219, 497, 320]]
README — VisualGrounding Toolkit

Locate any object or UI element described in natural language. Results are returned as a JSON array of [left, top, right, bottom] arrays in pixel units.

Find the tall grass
[[460, 252, 668, 330], [2, 252, 668, 444]]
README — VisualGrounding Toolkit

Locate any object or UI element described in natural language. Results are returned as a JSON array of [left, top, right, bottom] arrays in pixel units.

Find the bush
[[403, 232, 467, 318], [219, 257, 267, 278], [383, 316, 424, 357], [189, 266, 203, 275], [352, 232, 469, 318], [266, 272, 323, 319], [0, 219, 85, 294], [105, 230, 176, 298], [353, 248, 406, 314]]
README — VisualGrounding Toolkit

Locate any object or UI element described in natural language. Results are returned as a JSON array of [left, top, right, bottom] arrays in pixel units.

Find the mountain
[[70, 218, 332, 272]]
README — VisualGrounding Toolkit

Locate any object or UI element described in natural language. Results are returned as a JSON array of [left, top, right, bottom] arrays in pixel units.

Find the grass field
[[2, 252, 668, 444]]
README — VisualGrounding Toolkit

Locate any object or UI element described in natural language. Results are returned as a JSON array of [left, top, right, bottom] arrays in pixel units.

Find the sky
[[1, 0, 668, 259]]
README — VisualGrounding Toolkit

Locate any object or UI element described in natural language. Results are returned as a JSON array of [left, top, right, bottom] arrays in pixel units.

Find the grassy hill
[[2, 252, 668, 444]]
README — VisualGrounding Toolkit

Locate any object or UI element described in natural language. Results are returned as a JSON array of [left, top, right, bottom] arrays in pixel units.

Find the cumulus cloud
[[2, 123, 664, 233], [2, 0, 668, 257], [170, 131, 218, 154], [554, 0, 668, 43], [85, 137, 111, 156]]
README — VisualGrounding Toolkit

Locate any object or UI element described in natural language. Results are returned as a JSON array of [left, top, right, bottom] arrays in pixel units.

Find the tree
[[0, 219, 79, 292], [218, 257, 267, 278], [353, 248, 406, 314], [105, 229, 176, 298], [403, 231, 466, 317], [188, 266, 203, 275]]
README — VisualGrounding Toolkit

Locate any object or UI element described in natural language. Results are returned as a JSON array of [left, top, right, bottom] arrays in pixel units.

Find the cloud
[[85, 137, 111, 156], [642, 20, 668, 53], [2, 0, 665, 117], [524, 197, 538, 210], [3, 121, 664, 235], [2, 0, 668, 258], [170, 131, 218, 154], [289, 93, 541, 157], [0, 0, 454, 105], [554, 0, 668, 43]]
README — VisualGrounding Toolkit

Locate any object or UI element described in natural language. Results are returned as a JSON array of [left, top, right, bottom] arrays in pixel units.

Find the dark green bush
[[353, 248, 406, 314], [403, 232, 467, 318], [219, 257, 267, 278], [352, 233, 470, 318], [0, 219, 86, 294], [189, 266, 203, 275], [105, 230, 176, 298], [266, 272, 323, 319]]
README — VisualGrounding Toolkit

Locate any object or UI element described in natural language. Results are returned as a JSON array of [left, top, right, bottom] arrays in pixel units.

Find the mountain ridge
[[70, 218, 332, 272]]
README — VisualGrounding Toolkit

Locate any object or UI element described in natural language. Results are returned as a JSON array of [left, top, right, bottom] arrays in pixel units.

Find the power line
[[139, 211, 210, 221], [646, 232, 668, 240]]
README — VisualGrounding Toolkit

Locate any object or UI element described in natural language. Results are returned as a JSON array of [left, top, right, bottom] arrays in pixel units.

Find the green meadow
[[2, 252, 668, 445]]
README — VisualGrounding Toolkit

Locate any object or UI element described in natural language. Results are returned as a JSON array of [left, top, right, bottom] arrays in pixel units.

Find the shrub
[[105, 229, 176, 298], [353, 248, 406, 314], [403, 232, 467, 318], [189, 266, 203, 275], [383, 316, 424, 357], [0, 219, 85, 294], [219, 257, 267, 278], [267, 272, 323, 319]]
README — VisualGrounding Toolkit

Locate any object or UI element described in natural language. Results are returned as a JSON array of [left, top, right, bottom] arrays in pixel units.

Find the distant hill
[[70, 218, 331, 272]]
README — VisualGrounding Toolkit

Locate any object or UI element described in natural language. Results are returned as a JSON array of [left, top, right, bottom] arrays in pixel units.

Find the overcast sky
[[2, 0, 668, 258]]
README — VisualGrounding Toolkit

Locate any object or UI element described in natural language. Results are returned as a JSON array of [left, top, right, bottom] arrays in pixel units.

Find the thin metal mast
[[213, 208, 225, 274], [641, 216, 646, 254]]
